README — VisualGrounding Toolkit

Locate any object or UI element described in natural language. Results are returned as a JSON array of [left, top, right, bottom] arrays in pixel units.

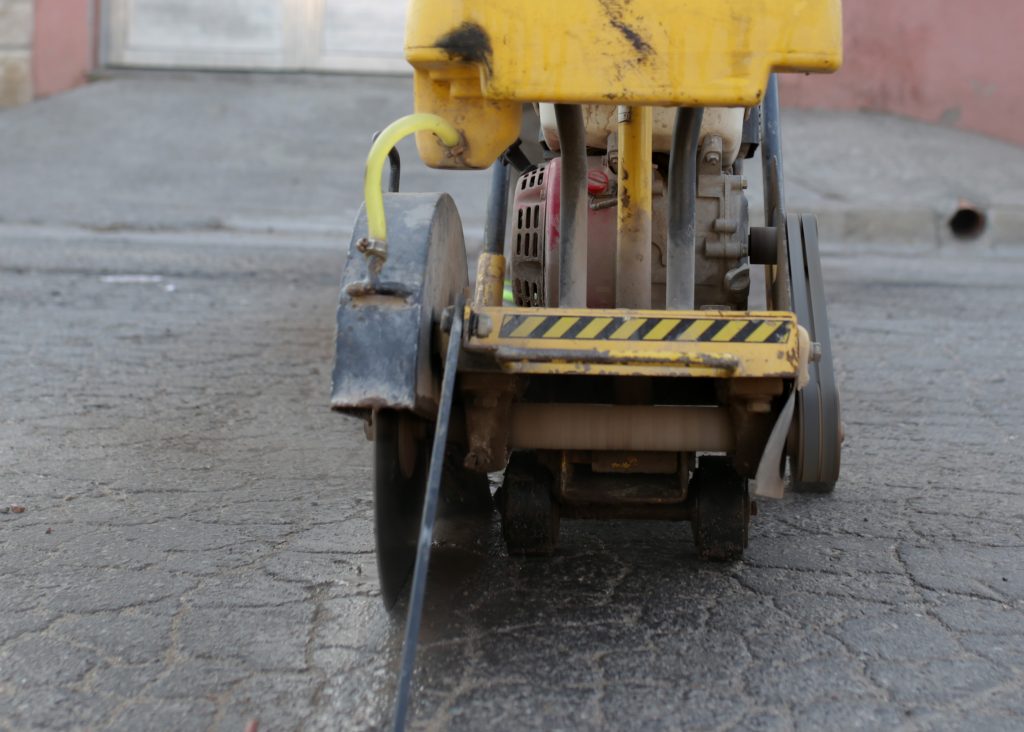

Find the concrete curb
[[751, 205, 1024, 247], [0, 221, 489, 253], [6, 209, 1021, 251], [2, 206, 1019, 251]]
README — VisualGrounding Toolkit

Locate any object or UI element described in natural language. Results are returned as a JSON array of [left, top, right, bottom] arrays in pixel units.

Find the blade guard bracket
[[331, 192, 468, 419]]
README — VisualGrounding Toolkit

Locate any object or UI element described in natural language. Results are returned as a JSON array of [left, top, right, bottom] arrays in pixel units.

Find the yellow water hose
[[363, 114, 462, 243]]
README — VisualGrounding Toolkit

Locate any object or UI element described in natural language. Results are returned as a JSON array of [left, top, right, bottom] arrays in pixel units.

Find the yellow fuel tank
[[405, 0, 842, 169]]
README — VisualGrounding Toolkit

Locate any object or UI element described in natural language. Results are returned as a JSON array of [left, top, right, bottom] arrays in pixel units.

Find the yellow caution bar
[[464, 306, 801, 378]]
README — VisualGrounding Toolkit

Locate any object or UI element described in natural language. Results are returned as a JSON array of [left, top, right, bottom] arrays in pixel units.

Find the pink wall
[[781, 0, 1024, 145], [32, 0, 95, 98]]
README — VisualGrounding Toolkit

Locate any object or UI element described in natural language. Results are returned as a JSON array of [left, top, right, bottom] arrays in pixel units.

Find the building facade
[[3, 0, 1021, 146], [0, 0, 34, 106]]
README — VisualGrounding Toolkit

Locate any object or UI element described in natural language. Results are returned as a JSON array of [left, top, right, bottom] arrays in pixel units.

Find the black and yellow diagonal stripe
[[498, 314, 791, 343]]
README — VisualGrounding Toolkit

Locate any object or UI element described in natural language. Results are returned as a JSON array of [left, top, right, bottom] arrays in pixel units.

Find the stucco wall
[[0, 0, 33, 106], [781, 0, 1024, 145], [32, 0, 94, 98]]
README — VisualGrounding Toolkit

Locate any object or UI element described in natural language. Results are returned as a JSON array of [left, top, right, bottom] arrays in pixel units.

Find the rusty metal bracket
[[346, 237, 415, 298], [331, 193, 468, 415], [345, 237, 389, 295]]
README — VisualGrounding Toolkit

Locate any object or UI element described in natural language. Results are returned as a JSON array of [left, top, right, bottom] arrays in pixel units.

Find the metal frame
[[667, 107, 705, 309], [616, 105, 654, 309], [464, 305, 800, 378]]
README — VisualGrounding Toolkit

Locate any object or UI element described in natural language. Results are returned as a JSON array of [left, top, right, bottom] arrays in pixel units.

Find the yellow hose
[[363, 114, 461, 242]]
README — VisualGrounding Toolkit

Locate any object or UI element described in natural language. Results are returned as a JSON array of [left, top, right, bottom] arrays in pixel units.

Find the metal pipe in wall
[[666, 107, 704, 310], [554, 104, 588, 308], [616, 106, 653, 309]]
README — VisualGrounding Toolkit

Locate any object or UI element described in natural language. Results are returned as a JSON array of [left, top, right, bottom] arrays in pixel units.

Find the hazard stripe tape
[[497, 315, 791, 343]]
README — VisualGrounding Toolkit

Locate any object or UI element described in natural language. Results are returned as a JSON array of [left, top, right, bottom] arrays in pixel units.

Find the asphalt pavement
[[2, 73, 1024, 731]]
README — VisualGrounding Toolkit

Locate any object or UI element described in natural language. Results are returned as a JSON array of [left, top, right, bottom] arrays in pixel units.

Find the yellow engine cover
[[405, 0, 843, 168]]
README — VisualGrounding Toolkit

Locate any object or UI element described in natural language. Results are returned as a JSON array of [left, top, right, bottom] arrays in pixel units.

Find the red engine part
[[509, 156, 618, 308]]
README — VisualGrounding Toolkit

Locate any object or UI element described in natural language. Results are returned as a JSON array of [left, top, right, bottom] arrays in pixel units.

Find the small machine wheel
[[786, 213, 842, 493], [690, 456, 750, 562], [373, 409, 493, 609], [439, 446, 493, 517], [499, 452, 560, 556], [374, 409, 431, 609]]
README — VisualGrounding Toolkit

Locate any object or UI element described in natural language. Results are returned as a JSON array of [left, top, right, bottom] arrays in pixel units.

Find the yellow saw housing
[[334, 0, 846, 609], [405, 0, 843, 168]]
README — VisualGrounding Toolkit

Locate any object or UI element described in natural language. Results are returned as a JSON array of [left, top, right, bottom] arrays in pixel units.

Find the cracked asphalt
[[2, 230, 1023, 731]]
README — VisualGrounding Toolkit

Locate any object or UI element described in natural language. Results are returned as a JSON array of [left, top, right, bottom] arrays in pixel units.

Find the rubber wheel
[[373, 409, 493, 609], [439, 442, 493, 517], [786, 213, 842, 493], [498, 452, 559, 556], [690, 456, 750, 562], [374, 409, 430, 609]]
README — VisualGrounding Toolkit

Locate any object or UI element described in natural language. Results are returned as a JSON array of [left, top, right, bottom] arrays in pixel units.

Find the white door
[[313, 0, 407, 73], [106, 0, 409, 73]]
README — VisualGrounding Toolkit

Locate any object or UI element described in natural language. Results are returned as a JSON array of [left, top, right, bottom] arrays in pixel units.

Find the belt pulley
[[786, 213, 842, 491]]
